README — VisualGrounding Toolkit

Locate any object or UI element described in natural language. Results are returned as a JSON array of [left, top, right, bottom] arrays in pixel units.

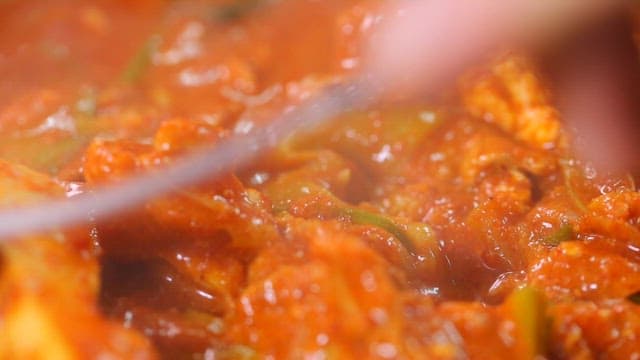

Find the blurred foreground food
[[1, 0, 640, 359]]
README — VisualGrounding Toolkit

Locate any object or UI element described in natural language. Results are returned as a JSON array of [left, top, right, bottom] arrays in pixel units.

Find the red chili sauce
[[1, 1, 640, 359]]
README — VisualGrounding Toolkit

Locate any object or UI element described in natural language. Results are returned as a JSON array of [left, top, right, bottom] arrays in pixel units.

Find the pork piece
[[0, 160, 155, 359], [461, 55, 566, 151]]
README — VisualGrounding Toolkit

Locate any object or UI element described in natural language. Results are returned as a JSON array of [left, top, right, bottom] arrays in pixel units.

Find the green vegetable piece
[[209, 345, 258, 360], [121, 35, 161, 84], [338, 207, 439, 260], [266, 179, 438, 257], [559, 159, 588, 213], [505, 287, 548, 358], [340, 207, 416, 253], [0, 161, 62, 207], [404, 222, 439, 258], [214, 0, 261, 22], [544, 224, 573, 246], [0, 136, 87, 174], [292, 108, 443, 177]]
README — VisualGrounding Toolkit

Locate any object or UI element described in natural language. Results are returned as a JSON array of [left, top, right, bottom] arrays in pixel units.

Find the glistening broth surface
[[1, 1, 640, 359]]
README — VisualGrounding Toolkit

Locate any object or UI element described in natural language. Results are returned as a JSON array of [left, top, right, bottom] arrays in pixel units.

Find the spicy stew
[[0, 1, 640, 359]]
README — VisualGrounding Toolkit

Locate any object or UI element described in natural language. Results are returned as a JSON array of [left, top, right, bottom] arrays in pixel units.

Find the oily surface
[[1, 1, 640, 359]]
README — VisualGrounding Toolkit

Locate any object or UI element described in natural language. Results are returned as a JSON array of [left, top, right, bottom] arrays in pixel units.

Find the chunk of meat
[[460, 127, 558, 184], [527, 241, 640, 301], [228, 219, 414, 358], [461, 55, 566, 150], [0, 160, 155, 359], [550, 301, 640, 358], [577, 190, 640, 262], [84, 118, 279, 252]]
